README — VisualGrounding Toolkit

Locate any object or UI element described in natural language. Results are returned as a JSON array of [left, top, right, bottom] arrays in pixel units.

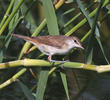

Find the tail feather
[[12, 34, 31, 41], [12, 34, 39, 46]]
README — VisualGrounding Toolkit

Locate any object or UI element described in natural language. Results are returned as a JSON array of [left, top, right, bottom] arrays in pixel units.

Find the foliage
[[0, 0, 110, 100]]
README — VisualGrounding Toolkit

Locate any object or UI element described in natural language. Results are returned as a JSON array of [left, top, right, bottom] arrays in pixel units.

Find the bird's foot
[[49, 59, 69, 63]]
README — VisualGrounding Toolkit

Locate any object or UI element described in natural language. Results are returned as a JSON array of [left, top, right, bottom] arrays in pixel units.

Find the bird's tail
[[12, 34, 32, 41], [12, 34, 39, 46]]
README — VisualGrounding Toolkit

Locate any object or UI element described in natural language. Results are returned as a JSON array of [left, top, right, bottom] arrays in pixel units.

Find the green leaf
[[60, 71, 70, 100], [76, 0, 93, 27], [18, 81, 35, 100], [42, 0, 59, 35], [106, 3, 110, 11], [76, 0, 109, 64], [8, 0, 20, 30], [21, 2, 37, 33], [36, 70, 49, 100], [76, 0, 94, 64], [91, 1, 109, 64], [95, 34, 109, 64], [86, 48, 93, 64], [63, 8, 75, 16], [36, 0, 60, 100], [0, 16, 21, 62]]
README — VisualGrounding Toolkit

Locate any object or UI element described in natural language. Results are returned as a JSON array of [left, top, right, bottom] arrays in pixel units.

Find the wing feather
[[32, 35, 69, 49]]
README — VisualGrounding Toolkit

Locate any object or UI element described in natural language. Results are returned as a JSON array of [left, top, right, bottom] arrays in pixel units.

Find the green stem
[[0, 59, 95, 71], [81, 30, 91, 42], [32, 19, 46, 36], [0, 0, 15, 29], [63, 2, 95, 28], [1, 58, 110, 73], [65, 8, 97, 36], [0, 0, 24, 35], [0, 68, 27, 90], [65, 0, 109, 36]]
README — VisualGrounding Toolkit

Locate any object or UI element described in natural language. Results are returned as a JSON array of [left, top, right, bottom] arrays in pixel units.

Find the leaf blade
[[42, 0, 59, 35]]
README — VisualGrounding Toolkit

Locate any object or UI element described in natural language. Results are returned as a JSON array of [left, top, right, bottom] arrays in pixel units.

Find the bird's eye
[[74, 40, 77, 43]]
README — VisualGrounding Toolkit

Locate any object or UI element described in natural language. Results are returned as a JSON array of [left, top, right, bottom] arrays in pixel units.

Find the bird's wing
[[33, 35, 68, 49]]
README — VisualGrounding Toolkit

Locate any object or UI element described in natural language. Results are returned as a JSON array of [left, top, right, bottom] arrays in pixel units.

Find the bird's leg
[[48, 55, 68, 63], [48, 55, 52, 62]]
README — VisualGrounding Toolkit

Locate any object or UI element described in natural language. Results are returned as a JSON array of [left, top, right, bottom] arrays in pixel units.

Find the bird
[[12, 34, 84, 63]]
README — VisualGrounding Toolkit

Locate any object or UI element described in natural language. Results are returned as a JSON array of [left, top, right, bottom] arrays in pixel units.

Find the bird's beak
[[80, 46, 84, 50], [79, 45, 84, 50]]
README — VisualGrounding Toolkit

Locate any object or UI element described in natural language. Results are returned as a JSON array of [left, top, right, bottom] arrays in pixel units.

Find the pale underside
[[31, 41, 73, 55], [38, 44, 72, 55]]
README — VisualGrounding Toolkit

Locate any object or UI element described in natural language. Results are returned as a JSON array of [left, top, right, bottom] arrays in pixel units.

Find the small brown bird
[[12, 34, 84, 63]]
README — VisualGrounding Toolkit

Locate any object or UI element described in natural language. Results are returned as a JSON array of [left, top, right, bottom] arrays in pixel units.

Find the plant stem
[[0, 0, 24, 35], [0, 0, 15, 29]]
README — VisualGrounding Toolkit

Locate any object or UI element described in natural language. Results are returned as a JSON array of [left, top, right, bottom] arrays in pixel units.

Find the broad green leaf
[[36, 0, 60, 100], [60, 71, 70, 100], [76, 0, 94, 64], [86, 47, 93, 64], [95, 34, 109, 64], [36, 70, 49, 100], [42, 0, 59, 35], [21, 3, 37, 33], [18, 81, 35, 100], [42, 1, 70, 100], [76, 0, 93, 27], [92, 1, 109, 64], [42, 1, 70, 99]]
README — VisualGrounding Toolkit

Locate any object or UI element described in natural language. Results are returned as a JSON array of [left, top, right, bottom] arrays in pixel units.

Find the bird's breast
[[38, 44, 72, 55]]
